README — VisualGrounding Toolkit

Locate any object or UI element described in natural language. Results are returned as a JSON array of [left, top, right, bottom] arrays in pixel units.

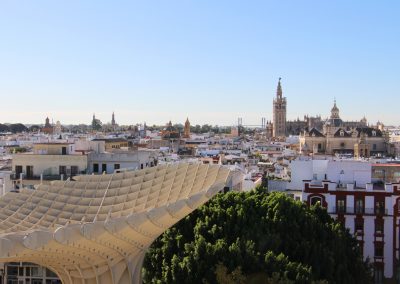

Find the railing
[[11, 174, 82, 181], [329, 207, 388, 215]]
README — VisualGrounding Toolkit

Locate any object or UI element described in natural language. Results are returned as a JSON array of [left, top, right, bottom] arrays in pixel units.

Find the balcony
[[329, 207, 388, 215]]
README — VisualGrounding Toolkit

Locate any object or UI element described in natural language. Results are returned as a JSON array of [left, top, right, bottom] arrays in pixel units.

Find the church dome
[[331, 103, 339, 113], [330, 99, 340, 119], [325, 117, 343, 127]]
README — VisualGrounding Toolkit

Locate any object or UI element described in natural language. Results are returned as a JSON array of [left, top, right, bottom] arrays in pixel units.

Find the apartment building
[[12, 142, 88, 186], [87, 149, 158, 174], [290, 159, 399, 283]]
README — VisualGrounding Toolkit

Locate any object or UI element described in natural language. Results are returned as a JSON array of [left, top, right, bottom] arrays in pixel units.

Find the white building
[[87, 149, 158, 174], [290, 159, 399, 283]]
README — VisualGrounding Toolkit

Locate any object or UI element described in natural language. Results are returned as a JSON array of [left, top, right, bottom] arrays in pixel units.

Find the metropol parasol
[[0, 163, 231, 284]]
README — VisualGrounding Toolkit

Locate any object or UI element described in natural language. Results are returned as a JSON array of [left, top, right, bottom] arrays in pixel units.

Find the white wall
[[347, 195, 354, 211], [289, 159, 372, 190], [288, 160, 313, 190], [12, 154, 88, 176], [75, 140, 105, 153], [386, 196, 394, 216], [327, 160, 371, 187], [384, 217, 394, 278], [312, 160, 329, 180], [345, 216, 355, 234], [88, 150, 157, 174], [365, 196, 374, 210], [326, 195, 336, 212], [363, 217, 375, 262]]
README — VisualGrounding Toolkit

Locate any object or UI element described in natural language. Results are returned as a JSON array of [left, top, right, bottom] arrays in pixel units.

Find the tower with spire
[[44, 117, 51, 128], [183, 117, 191, 138], [111, 112, 116, 127], [272, 78, 287, 137]]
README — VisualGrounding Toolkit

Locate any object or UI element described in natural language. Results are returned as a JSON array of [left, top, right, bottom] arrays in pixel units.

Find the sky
[[0, 0, 399, 126]]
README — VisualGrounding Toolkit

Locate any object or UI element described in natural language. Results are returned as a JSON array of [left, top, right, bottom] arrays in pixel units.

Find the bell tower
[[272, 78, 287, 137], [183, 117, 191, 138]]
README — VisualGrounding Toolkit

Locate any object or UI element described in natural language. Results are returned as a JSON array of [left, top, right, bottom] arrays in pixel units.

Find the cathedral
[[299, 101, 388, 156], [41, 117, 54, 134]]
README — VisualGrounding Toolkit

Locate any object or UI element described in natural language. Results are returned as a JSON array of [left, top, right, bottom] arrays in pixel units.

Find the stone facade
[[300, 101, 388, 156]]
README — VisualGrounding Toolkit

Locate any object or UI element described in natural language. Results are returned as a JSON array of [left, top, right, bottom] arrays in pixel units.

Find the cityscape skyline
[[1, 1, 399, 125], [2, 1, 400, 283]]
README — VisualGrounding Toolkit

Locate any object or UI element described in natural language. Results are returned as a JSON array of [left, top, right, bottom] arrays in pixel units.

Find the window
[[337, 197, 346, 213], [59, 166, 67, 175], [93, 163, 99, 173], [340, 130, 345, 137], [374, 246, 384, 257], [373, 144, 377, 150], [70, 166, 78, 176], [61, 146, 67, 155], [375, 220, 384, 234], [310, 196, 322, 206], [318, 143, 322, 150], [102, 164, 107, 173], [26, 165, 33, 178], [7, 265, 18, 276], [31, 266, 43, 277], [375, 199, 385, 215], [372, 130, 377, 137], [374, 267, 383, 284], [355, 218, 364, 231], [15, 165, 23, 176], [355, 198, 364, 214], [114, 164, 120, 170], [46, 268, 58, 278]]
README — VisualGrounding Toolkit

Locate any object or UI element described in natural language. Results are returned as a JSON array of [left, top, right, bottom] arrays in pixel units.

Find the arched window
[[340, 130, 345, 137], [310, 196, 323, 206]]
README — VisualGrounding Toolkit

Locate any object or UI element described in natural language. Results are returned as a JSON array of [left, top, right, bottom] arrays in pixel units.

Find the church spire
[[111, 111, 116, 126], [276, 77, 282, 98]]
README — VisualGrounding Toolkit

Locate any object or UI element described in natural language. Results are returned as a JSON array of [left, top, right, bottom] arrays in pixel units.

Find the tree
[[28, 125, 41, 132], [143, 188, 372, 284], [9, 123, 28, 133], [0, 124, 10, 132], [91, 119, 102, 131]]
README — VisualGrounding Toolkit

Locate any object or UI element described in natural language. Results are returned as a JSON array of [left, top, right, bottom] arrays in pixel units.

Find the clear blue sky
[[0, 0, 399, 126]]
